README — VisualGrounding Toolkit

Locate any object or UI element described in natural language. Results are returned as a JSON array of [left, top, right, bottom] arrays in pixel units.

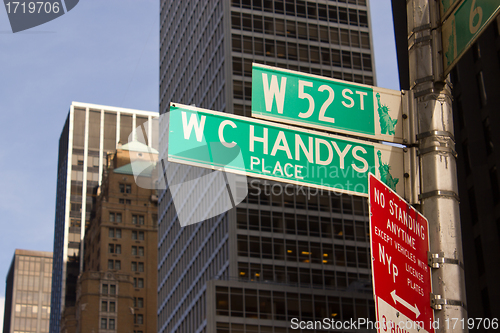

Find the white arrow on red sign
[[390, 290, 420, 318]]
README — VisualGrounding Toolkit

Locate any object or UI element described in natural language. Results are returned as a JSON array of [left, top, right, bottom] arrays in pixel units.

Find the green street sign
[[251, 64, 404, 143], [440, 0, 462, 22], [442, 0, 500, 75], [168, 103, 406, 197]]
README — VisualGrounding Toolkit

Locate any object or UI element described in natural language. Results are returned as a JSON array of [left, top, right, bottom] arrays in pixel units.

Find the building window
[[462, 141, 472, 176], [134, 297, 144, 308], [109, 302, 115, 312], [491, 166, 500, 205], [108, 260, 120, 270], [132, 246, 145, 256], [135, 314, 143, 325], [101, 318, 107, 329], [101, 301, 107, 312], [102, 284, 108, 294], [476, 71, 487, 107], [132, 231, 145, 240], [473, 42, 481, 62], [132, 215, 145, 225], [110, 285, 116, 295], [132, 246, 144, 256], [483, 117, 494, 155], [468, 187, 478, 225], [119, 184, 132, 193], [109, 318, 115, 330], [108, 244, 121, 254], [134, 278, 144, 288], [138, 262, 144, 272], [110, 212, 122, 222], [475, 236, 485, 275], [109, 228, 122, 239], [132, 262, 137, 271]]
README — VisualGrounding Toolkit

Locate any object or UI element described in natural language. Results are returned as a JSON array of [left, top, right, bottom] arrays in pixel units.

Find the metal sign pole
[[407, 0, 468, 331]]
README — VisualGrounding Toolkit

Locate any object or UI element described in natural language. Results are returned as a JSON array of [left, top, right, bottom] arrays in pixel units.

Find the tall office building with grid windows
[[50, 102, 158, 333], [3, 250, 53, 333], [159, 1, 377, 332]]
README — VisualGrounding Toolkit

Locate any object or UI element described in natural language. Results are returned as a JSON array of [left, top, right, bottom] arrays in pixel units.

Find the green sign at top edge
[[440, 0, 462, 22], [251, 63, 404, 144], [442, 0, 500, 75]]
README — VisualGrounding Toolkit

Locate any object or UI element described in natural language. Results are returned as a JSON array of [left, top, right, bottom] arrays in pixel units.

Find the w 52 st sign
[[251, 64, 405, 143]]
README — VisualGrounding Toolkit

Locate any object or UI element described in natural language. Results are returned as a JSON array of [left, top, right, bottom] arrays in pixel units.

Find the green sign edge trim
[[443, 6, 500, 76]]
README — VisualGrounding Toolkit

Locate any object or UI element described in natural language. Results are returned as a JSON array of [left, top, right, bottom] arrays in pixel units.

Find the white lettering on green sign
[[168, 103, 406, 197]]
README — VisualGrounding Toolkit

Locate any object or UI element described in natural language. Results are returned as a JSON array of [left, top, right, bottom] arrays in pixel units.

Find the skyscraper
[[61, 143, 158, 333], [448, 18, 500, 322], [50, 102, 158, 333], [159, 1, 377, 332], [3, 249, 53, 333]]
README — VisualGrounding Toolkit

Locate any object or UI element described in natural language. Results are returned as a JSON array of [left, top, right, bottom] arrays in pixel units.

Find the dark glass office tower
[[449, 18, 500, 322], [159, 1, 377, 332], [49, 102, 158, 333], [391, 0, 500, 324]]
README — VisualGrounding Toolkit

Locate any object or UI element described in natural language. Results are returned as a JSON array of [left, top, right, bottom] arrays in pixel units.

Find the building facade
[[159, 0, 377, 332], [50, 102, 158, 333], [449, 17, 500, 323], [3, 249, 53, 333], [60, 143, 158, 333]]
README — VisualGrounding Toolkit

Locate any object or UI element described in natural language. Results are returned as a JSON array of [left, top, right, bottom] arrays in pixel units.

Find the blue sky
[[0, 0, 398, 327]]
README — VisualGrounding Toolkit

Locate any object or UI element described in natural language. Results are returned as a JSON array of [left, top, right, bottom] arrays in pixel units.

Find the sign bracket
[[417, 145, 458, 159], [430, 293, 467, 311], [419, 190, 460, 202], [427, 251, 464, 269]]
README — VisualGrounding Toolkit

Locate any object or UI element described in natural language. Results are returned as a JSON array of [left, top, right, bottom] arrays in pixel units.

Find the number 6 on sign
[[469, 0, 483, 34]]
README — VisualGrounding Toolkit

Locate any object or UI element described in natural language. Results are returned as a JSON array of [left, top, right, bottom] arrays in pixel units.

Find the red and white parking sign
[[369, 174, 434, 333]]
